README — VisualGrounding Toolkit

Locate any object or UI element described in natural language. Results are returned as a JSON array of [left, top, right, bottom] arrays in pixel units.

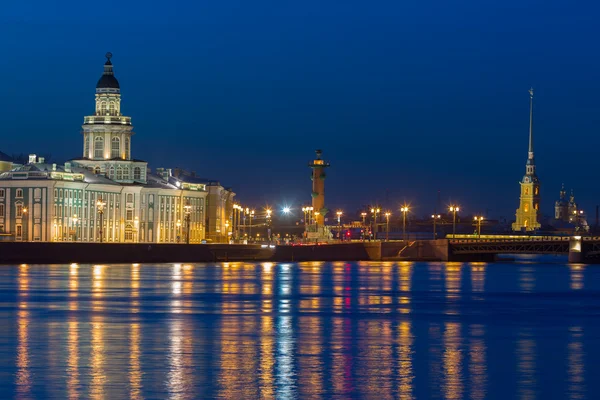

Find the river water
[[0, 258, 597, 399]]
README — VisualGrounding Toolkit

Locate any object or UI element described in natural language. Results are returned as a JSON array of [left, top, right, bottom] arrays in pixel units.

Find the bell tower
[[512, 88, 541, 231]]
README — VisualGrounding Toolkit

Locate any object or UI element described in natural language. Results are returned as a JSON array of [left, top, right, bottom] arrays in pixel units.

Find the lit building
[[512, 88, 541, 232], [555, 185, 589, 231], [0, 53, 234, 242]]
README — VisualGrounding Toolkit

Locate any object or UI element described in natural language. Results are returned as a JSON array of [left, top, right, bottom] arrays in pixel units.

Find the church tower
[[512, 88, 541, 231]]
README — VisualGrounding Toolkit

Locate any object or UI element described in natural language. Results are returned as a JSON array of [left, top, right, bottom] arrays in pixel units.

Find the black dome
[[96, 73, 120, 89], [96, 53, 120, 89]]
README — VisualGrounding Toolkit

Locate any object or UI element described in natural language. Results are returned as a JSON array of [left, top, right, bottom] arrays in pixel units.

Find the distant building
[[554, 184, 588, 232], [512, 88, 541, 231], [0, 53, 234, 243], [0, 151, 14, 172]]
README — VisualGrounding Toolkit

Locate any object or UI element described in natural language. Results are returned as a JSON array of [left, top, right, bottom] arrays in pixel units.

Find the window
[[0, 224, 3, 233], [16, 189, 23, 198], [0, 204, 4, 217], [134, 167, 141, 180], [126, 193, 133, 203], [123, 167, 129, 180], [84, 133, 90, 157], [16, 225, 22, 239], [111, 137, 120, 158], [34, 203, 41, 217], [109, 166, 115, 179], [94, 136, 104, 158], [125, 226, 133, 241], [125, 138, 130, 159], [116, 166, 123, 180], [34, 188, 41, 199], [94, 166, 101, 175], [16, 203, 23, 217], [109, 102, 116, 115], [54, 189, 58, 198], [126, 209, 133, 221], [0, 189, 4, 198], [101, 101, 107, 114]]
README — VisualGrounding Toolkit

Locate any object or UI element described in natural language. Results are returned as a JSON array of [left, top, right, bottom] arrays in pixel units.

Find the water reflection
[[4, 261, 599, 398]]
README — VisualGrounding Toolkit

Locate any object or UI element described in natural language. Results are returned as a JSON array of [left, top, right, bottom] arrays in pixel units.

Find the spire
[[103, 52, 114, 75], [96, 52, 120, 90], [528, 87, 534, 158]]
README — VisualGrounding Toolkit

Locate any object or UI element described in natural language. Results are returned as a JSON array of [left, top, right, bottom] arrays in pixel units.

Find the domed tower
[[73, 53, 147, 183], [81, 52, 134, 161]]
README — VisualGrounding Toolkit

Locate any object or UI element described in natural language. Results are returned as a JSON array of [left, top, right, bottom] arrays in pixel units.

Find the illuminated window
[[524, 188, 529, 195], [16, 225, 22, 238], [535, 187, 539, 195], [94, 136, 104, 158], [111, 137, 120, 158], [16, 189, 23, 198], [524, 205, 529, 212]]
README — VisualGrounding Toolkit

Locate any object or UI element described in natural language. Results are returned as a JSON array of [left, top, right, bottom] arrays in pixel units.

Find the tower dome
[[96, 52, 120, 90]]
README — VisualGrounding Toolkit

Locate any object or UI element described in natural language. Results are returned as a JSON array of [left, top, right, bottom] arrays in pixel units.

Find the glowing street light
[[282, 207, 291, 214], [336, 210, 343, 241], [431, 214, 441, 239], [400, 205, 409, 241], [449, 205, 460, 236], [474, 216, 484, 238], [385, 212, 391, 241], [97, 197, 106, 243], [371, 208, 380, 240]]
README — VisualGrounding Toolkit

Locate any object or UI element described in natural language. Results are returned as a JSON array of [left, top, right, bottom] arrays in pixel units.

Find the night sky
[[2, 1, 599, 220]]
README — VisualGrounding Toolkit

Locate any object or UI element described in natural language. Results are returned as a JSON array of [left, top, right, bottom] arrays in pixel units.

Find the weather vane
[[105, 52, 113, 60]]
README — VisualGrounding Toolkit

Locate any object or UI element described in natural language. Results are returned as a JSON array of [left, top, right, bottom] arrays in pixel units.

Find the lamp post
[[474, 216, 484, 238], [385, 212, 391, 241], [176, 219, 182, 243], [73, 214, 79, 241], [431, 214, 441, 239], [400, 206, 409, 241], [22, 207, 28, 242], [266, 209, 272, 243], [449, 206, 460, 237], [371, 208, 380, 240], [184, 203, 191, 244], [97, 197, 106, 243], [336, 210, 342, 241]]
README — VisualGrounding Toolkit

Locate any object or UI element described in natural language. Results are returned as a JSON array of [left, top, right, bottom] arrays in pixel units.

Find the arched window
[[111, 137, 120, 158], [109, 166, 115, 179], [84, 133, 90, 157], [101, 101, 107, 114], [94, 136, 104, 159], [16, 189, 23, 198], [116, 166, 123, 180], [123, 167, 129, 180], [134, 167, 141, 180], [94, 166, 101, 175], [16, 202, 23, 217], [109, 102, 115, 115], [125, 138, 130, 159], [126, 193, 133, 203]]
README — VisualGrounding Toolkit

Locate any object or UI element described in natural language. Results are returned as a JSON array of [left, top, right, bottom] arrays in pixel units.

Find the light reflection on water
[[3, 261, 600, 399]]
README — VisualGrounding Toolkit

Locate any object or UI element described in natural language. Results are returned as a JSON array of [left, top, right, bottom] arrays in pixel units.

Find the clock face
[[523, 177, 530, 183]]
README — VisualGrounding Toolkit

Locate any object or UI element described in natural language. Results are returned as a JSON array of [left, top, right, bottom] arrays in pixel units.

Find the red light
[[346, 231, 351, 236]]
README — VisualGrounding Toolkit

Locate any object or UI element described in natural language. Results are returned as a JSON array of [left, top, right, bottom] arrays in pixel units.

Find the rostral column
[[309, 149, 330, 225]]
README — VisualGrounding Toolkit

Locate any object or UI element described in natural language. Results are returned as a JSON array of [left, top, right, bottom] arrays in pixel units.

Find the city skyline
[[2, 1, 600, 218]]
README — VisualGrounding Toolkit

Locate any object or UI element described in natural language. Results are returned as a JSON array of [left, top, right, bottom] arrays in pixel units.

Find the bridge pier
[[568, 236, 583, 263]]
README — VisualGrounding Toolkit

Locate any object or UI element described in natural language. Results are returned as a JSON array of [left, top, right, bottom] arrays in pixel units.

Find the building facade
[[555, 185, 589, 231], [512, 88, 541, 232], [0, 53, 234, 243]]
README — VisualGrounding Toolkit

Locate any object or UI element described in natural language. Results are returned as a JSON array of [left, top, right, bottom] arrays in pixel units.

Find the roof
[[96, 53, 120, 89]]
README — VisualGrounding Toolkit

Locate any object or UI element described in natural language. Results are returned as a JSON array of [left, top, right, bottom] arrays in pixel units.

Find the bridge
[[445, 235, 600, 262]]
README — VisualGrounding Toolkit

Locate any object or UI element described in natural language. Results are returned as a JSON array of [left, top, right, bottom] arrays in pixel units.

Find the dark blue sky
[[1, 1, 599, 219]]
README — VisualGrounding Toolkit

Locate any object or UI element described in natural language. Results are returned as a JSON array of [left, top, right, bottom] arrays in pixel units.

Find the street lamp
[[176, 219, 182, 243], [73, 214, 79, 241], [336, 210, 343, 241], [97, 197, 106, 243], [474, 216, 484, 238], [22, 207, 28, 242], [449, 206, 460, 237], [431, 214, 441, 239], [371, 208, 380, 240], [184, 203, 192, 244], [400, 205, 409, 241], [385, 212, 391, 241]]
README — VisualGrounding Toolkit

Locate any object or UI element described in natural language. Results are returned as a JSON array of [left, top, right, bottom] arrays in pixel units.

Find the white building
[[0, 53, 234, 243]]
